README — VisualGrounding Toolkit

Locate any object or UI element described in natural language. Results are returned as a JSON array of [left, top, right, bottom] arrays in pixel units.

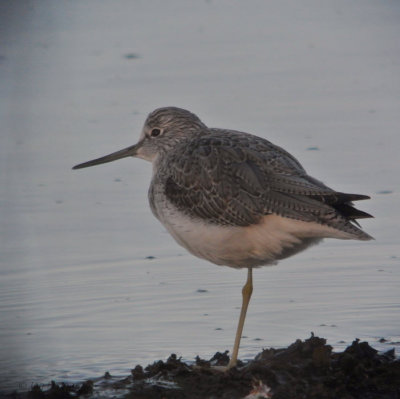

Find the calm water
[[1, 0, 399, 393]]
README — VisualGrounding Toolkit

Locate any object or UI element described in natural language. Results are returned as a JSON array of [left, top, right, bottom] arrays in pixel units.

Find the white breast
[[151, 195, 355, 268]]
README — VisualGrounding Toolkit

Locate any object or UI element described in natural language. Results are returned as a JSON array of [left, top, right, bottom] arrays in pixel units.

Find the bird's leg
[[227, 267, 253, 369]]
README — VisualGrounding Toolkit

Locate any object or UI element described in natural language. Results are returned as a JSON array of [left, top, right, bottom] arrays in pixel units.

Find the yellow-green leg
[[227, 267, 253, 369]]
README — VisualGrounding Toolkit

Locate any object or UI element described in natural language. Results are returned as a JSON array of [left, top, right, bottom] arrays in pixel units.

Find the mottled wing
[[161, 129, 372, 237]]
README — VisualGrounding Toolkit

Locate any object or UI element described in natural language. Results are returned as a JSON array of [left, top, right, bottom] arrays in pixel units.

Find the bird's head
[[72, 107, 206, 169]]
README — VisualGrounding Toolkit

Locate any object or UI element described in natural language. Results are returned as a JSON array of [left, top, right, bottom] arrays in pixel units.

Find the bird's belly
[[151, 199, 333, 268]]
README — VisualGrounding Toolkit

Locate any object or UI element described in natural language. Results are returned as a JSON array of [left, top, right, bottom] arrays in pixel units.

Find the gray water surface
[[1, 0, 399, 393]]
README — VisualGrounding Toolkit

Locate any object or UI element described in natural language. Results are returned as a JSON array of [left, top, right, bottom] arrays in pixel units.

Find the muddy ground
[[8, 335, 400, 399]]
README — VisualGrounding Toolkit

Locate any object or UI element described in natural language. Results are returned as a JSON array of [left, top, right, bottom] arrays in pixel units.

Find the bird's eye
[[150, 128, 161, 137]]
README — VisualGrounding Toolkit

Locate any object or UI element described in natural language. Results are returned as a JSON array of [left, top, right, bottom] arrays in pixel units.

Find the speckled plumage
[[73, 106, 373, 368], [153, 128, 371, 236], [142, 109, 372, 268], [74, 106, 372, 268]]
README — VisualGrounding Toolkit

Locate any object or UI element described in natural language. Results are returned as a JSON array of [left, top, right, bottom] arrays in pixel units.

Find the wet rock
[[131, 365, 146, 380], [209, 350, 230, 367], [103, 371, 111, 379], [29, 381, 75, 399], [76, 380, 93, 395]]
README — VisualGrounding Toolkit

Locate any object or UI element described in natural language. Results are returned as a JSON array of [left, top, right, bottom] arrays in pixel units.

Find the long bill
[[72, 143, 140, 169]]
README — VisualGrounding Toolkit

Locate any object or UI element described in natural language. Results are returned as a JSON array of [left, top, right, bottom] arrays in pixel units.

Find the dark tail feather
[[315, 191, 373, 229], [334, 203, 373, 220], [309, 192, 373, 220], [333, 193, 371, 203], [310, 192, 370, 205]]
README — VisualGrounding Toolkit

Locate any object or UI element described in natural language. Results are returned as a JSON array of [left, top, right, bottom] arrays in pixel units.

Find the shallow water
[[1, 0, 399, 393]]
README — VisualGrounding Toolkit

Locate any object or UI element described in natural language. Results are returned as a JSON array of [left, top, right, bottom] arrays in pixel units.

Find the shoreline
[[6, 335, 400, 399]]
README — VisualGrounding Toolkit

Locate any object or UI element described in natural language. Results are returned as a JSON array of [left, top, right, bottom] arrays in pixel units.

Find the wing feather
[[159, 129, 372, 237]]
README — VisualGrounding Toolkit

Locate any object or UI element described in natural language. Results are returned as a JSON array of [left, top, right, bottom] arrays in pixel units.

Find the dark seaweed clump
[[9, 335, 400, 399]]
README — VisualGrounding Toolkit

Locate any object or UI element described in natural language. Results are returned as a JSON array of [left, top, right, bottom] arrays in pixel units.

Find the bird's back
[[152, 128, 372, 240]]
